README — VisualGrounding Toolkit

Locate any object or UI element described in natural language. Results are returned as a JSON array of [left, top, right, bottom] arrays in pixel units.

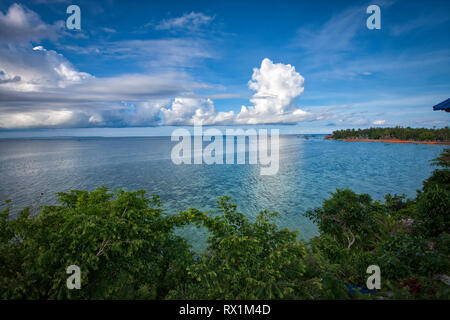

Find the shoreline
[[333, 138, 450, 145]]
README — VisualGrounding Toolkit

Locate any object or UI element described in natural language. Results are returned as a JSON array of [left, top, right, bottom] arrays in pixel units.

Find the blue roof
[[433, 98, 450, 111]]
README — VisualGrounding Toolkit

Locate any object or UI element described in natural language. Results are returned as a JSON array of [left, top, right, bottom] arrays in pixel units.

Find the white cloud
[[0, 59, 204, 129], [0, 3, 64, 44], [0, 3, 90, 93], [293, 6, 362, 55], [0, 44, 92, 91], [160, 58, 314, 125], [0, 39, 205, 129], [0, 98, 168, 129], [235, 58, 311, 124], [0, 109, 76, 129], [0, 71, 21, 84], [156, 12, 214, 32], [161, 98, 234, 125], [248, 58, 304, 113], [372, 119, 386, 125], [102, 27, 116, 33], [63, 38, 215, 69], [82, 100, 167, 128]]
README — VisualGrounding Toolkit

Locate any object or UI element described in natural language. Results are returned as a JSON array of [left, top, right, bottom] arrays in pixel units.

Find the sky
[[0, 0, 449, 137]]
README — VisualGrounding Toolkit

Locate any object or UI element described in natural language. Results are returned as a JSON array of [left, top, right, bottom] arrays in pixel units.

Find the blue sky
[[0, 0, 449, 136]]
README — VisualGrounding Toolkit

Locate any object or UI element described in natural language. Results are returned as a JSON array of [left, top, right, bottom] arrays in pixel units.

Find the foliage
[[0, 188, 193, 299], [375, 234, 429, 280], [422, 148, 450, 192], [416, 149, 450, 237], [416, 185, 450, 237], [332, 126, 450, 141], [169, 197, 310, 299], [304, 189, 388, 251], [430, 148, 450, 168]]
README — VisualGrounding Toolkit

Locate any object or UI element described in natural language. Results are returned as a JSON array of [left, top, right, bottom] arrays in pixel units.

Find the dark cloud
[[0, 73, 21, 84]]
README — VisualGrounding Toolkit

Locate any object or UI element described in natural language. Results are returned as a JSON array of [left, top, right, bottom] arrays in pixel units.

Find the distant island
[[327, 126, 450, 145]]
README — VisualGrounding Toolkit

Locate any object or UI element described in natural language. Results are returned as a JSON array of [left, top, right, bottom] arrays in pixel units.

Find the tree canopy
[[332, 126, 450, 141]]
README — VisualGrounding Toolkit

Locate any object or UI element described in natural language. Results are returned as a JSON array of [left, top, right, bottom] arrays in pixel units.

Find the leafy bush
[[170, 196, 309, 299], [304, 189, 387, 250], [375, 235, 428, 280], [416, 185, 450, 237], [0, 188, 193, 299]]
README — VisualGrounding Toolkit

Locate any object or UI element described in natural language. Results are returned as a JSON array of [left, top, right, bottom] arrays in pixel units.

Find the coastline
[[332, 138, 450, 145]]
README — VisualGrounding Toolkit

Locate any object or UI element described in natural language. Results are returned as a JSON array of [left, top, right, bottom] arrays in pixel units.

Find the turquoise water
[[0, 135, 446, 249]]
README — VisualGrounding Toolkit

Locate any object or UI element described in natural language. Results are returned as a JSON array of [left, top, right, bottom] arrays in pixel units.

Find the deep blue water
[[0, 135, 446, 250]]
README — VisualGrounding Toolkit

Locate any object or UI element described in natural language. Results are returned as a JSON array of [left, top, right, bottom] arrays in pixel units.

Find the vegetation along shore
[[327, 127, 450, 145]]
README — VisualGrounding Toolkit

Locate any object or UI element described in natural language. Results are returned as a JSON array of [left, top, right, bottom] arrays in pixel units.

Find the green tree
[[304, 189, 388, 250], [170, 196, 310, 299], [0, 188, 193, 299], [416, 185, 450, 237]]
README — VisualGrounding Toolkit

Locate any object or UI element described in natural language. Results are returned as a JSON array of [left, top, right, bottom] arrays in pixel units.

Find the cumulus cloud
[[161, 98, 234, 125], [156, 12, 214, 32], [0, 3, 88, 94], [161, 58, 313, 125], [372, 119, 386, 125], [0, 3, 64, 44], [0, 44, 92, 92], [235, 58, 311, 124]]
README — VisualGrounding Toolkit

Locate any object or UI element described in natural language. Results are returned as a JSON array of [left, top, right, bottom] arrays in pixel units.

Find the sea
[[0, 135, 446, 251]]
